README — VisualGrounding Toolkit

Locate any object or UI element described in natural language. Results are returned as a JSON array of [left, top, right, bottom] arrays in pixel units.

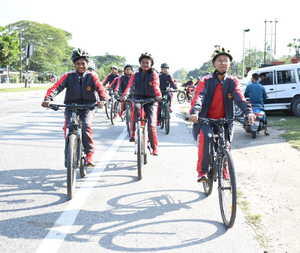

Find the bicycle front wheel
[[105, 101, 110, 119], [218, 150, 237, 228], [177, 91, 186, 104], [125, 106, 131, 137], [65, 134, 78, 200], [164, 105, 170, 135], [136, 122, 143, 180]]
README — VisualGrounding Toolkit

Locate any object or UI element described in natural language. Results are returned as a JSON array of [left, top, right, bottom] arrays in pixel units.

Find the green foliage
[[6, 20, 73, 75], [92, 54, 126, 80], [173, 68, 188, 81], [0, 26, 20, 67]]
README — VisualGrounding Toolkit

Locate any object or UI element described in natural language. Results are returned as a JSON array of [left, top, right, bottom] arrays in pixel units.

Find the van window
[[277, 70, 296, 84], [297, 69, 300, 82], [259, 72, 274, 85]]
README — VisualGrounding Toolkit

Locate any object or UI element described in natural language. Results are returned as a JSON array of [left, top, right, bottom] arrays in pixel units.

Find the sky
[[1, 0, 300, 71]]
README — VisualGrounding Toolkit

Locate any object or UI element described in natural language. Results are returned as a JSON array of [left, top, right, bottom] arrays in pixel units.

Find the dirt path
[[232, 125, 300, 253]]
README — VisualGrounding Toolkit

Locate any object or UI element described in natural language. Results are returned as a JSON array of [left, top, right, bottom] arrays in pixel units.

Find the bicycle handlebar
[[198, 117, 234, 125], [49, 103, 97, 111], [128, 98, 156, 105]]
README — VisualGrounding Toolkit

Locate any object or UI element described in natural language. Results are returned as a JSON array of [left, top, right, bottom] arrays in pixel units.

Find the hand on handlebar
[[189, 114, 198, 123], [97, 101, 105, 109], [155, 96, 162, 102], [41, 101, 50, 108]]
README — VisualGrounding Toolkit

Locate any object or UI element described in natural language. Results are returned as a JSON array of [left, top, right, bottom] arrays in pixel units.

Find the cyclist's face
[[213, 55, 231, 73], [111, 68, 118, 74], [124, 67, 133, 75], [140, 58, 152, 71], [74, 58, 88, 73], [161, 68, 169, 74]]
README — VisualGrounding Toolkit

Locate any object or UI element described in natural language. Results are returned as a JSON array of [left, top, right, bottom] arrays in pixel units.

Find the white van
[[246, 63, 300, 116]]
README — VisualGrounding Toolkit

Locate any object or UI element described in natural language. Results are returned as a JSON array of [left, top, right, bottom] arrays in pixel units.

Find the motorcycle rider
[[41, 48, 108, 166], [121, 53, 162, 156], [244, 73, 269, 135], [189, 47, 255, 182]]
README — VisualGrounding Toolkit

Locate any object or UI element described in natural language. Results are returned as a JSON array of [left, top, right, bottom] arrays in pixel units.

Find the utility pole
[[242, 28, 250, 78], [274, 19, 279, 56], [264, 20, 267, 65]]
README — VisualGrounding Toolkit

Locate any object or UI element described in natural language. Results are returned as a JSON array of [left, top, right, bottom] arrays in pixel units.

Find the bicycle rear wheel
[[65, 134, 78, 200], [218, 150, 237, 228], [136, 122, 143, 180]]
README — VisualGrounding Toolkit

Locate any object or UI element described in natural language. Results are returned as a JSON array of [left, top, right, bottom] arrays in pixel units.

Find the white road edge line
[[35, 128, 127, 253]]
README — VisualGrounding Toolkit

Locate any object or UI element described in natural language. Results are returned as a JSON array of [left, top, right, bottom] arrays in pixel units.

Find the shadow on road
[[0, 189, 226, 251]]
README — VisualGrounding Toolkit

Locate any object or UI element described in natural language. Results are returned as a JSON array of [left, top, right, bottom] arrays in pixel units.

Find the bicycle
[[129, 98, 156, 180], [198, 117, 237, 228], [110, 94, 124, 125], [104, 88, 114, 120], [160, 89, 177, 135], [49, 103, 96, 200]]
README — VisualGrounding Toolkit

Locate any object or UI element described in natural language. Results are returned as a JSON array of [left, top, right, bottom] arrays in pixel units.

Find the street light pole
[[274, 19, 279, 56], [264, 20, 267, 64], [242, 28, 250, 78]]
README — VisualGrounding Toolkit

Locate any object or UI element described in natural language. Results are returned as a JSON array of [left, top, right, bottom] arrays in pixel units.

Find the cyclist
[[41, 48, 108, 166], [87, 60, 97, 72], [182, 78, 195, 101], [114, 64, 134, 117], [102, 66, 119, 87], [121, 53, 162, 156], [158, 63, 177, 118], [189, 47, 256, 182]]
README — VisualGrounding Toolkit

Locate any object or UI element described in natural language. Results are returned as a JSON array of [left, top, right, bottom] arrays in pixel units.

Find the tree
[[173, 68, 188, 81], [7, 20, 73, 75], [0, 26, 20, 81], [92, 54, 126, 80]]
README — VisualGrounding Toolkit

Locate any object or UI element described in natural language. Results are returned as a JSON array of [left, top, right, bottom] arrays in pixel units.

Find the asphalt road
[[0, 90, 261, 253]]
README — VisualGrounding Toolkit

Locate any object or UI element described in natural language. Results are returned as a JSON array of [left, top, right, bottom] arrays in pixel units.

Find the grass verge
[[237, 190, 269, 249], [269, 115, 300, 150]]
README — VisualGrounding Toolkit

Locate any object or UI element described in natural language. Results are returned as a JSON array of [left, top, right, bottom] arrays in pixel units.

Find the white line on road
[[35, 128, 127, 253]]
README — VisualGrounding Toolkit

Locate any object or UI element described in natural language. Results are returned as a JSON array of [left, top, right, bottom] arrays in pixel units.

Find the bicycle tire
[[177, 91, 186, 104], [203, 142, 214, 195], [164, 104, 170, 135], [105, 102, 110, 119], [65, 134, 78, 200], [218, 150, 237, 228], [79, 142, 87, 178], [125, 106, 131, 137], [136, 121, 143, 180], [110, 98, 115, 125]]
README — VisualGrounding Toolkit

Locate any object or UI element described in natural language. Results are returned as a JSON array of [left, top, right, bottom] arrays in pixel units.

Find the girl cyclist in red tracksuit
[[121, 53, 162, 156]]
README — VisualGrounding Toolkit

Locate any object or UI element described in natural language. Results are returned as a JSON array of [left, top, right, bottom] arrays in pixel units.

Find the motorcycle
[[243, 105, 269, 139]]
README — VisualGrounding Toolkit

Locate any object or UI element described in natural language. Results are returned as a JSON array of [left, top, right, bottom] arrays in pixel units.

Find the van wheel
[[292, 98, 300, 117]]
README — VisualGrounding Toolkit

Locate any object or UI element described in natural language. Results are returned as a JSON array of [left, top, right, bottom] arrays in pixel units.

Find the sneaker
[[129, 137, 135, 142], [197, 175, 208, 183], [151, 149, 158, 156], [85, 152, 95, 167]]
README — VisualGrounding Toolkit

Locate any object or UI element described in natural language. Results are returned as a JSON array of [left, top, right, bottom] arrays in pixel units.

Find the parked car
[[246, 63, 300, 116]]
